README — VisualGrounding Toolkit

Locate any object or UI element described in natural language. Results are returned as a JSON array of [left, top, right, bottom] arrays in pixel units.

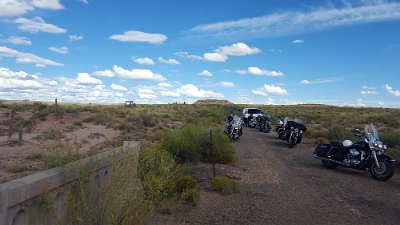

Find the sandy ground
[[154, 127, 400, 225], [0, 112, 120, 183]]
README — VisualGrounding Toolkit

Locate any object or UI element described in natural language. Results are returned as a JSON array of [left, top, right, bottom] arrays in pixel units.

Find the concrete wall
[[0, 141, 140, 225]]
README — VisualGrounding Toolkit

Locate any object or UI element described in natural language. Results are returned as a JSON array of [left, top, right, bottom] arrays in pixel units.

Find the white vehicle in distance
[[242, 108, 263, 127]]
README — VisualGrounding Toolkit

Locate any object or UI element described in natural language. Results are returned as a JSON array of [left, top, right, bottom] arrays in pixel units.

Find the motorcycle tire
[[370, 161, 394, 181], [322, 160, 338, 169]]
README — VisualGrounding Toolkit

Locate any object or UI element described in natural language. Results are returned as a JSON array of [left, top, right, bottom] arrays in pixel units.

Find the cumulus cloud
[[76, 73, 103, 85], [137, 88, 157, 99], [113, 65, 166, 81], [204, 42, 260, 62], [48, 46, 68, 54], [14, 17, 66, 33], [0, 36, 31, 45], [158, 57, 180, 65], [160, 90, 180, 97], [157, 82, 172, 88], [177, 84, 224, 98], [174, 51, 203, 60], [385, 84, 400, 97], [0, 67, 56, 89], [198, 70, 213, 77], [109, 30, 167, 44], [300, 80, 310, 84], [252, 84, 288, 96], [111, 83, 127, 91], [92, 69, 115, 78], [189, 1, 400, 39], [236, 66, 283, 77], [132, 57, 155, 65], [0, 0, 64, 17], [0, 45, 63, 67], [216, 81, 235, 87], [69, 35, 83, 41], [292, 39, 304, 44]]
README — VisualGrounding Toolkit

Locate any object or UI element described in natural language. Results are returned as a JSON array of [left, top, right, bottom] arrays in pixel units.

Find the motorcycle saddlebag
[[313, 144, 331, 157]]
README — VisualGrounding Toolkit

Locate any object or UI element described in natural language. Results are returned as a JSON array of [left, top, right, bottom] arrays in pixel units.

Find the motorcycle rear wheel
[[322, 160, 338, 169], [370, 161, 394, 181]]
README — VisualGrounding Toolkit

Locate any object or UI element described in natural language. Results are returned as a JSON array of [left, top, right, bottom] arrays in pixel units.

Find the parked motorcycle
[[313, 124, 395, 181], [248, 115, 258, 128], [284, 119, 306, 148], [224, 115, 243, 141], [258, 115, 272, 133], [276, 118, 285, 139]]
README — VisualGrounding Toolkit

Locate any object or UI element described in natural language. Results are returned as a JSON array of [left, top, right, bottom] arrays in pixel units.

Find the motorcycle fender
[[376, 155, 396, 162]]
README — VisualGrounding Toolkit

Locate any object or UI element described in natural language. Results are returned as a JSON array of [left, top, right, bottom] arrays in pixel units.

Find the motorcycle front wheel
[[370, 161, 394, 181]]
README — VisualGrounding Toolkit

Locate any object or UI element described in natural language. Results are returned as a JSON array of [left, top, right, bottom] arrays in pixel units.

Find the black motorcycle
[[284, 120, 306, 148], [313, 124, 395, 181], [276, 118, 285, 139], [258, 115, 272, 133]]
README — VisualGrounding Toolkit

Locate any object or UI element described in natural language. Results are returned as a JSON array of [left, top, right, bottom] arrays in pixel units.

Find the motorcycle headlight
[[378, 144, 383, 149], [294, 128, 299, 132]]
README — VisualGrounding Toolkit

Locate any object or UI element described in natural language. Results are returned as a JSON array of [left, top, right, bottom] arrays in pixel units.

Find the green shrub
[[380, 132, 400, 147], [83, 111, 113, 126], [39, 129, 64, 140], [211, 176, 240, 195], [43, 143, 83, 169], [4, 164, 27, 173], [174, 176, 198, 193], [138, 146, 176, 203], [315, 137, 330, 144], [328, 124, 347, 141], [181, 188, 200, 206]]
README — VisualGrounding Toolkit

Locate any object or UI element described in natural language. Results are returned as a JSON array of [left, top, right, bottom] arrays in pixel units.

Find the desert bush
[[39, 129, 64, 140], [380, 131, 400, 147], [65, 152, 152, 225], [160, 123, 237, 164], [83, 111, 113, 126], [137, 146, 176, 204], [181, 188, 200, 206], [43, 143, 83, 169], [315, 137, 330, 144], [211, 176, 240, 195], [4, 164, 27, 173], [174, 176, 198, 193], [328, 124, 347, 141]]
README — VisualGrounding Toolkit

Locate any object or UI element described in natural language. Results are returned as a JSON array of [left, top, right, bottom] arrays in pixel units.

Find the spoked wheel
[[370, 161, 394, 181], [322, 160, 338, 169]]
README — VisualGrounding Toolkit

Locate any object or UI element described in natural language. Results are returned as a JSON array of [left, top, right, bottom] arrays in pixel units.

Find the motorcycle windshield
[[232, 115, 242, 127], [365, 124, 380, 143]]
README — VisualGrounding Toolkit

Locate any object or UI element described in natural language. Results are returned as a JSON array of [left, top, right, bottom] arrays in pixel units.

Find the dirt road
[[156, 127, 400, 225]]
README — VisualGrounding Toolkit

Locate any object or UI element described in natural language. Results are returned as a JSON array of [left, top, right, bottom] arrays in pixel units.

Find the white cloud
[[109, 30, 167, 44], [0, 67, 56, 89], [0, 77, 43, 89], [79, 0, 89, 4], [14, 17, 66, 33], [300, 77, 342, 85], [160, 90, 180, 97], [216, 42, 261, 56], [0, 36, 31, 45], [203, 42, 260, 62], [69, 35, 83, 41], [385, 84, 400, 97], [198, 70, 213, 77], [157, 82, 172, 88], [292, 39, 304, 44], [76, 73, 103, 85], [360, 90, 377, 95], [132, 57, 155, 65], [236, 66, 283, 77], [113, 65, 166, 81], [174, 51, 203, 60], [0, 0, 63, 17], [111, 83, 128, 91], [300, 80, 310, 84], [137, 88, 157, 99], [177, 84, 224, 98], [203, 52, 227, 62], [252, 84, 288, 96], [216, 81, 235, 87], [158, 57, 180, 65], [0, 45, 63, 67], [92, 69, 115, 77], [48, 46, 68, 54], [189, 1, 400, 39]]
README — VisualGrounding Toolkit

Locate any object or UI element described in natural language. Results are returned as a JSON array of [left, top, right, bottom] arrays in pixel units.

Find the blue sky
[[0, 0, 399, 107]]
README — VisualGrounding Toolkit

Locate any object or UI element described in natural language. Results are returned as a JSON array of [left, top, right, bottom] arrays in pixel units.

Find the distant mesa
[[194, 99, 233, 105]]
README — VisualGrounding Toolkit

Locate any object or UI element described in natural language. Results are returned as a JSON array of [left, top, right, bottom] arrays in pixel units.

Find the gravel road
[[156, 126, 400, 225]]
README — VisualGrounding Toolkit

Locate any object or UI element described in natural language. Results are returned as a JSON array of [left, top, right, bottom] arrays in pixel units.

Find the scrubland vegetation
[[1, 100, 399, 224]]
